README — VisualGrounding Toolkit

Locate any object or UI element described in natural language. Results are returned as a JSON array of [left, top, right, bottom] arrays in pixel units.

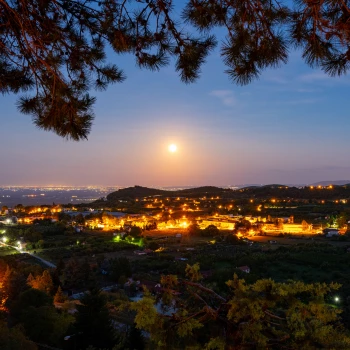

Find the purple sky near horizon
[[1, 12, 349, 186]]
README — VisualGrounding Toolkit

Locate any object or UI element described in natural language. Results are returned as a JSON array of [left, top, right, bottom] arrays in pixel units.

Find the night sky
[[1, 21, 349, 186]]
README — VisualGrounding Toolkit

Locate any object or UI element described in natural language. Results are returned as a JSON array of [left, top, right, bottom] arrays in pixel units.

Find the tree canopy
[[131, 263, 350, 349], [1, 0, 350, 140], [75, 288, 116, 349]]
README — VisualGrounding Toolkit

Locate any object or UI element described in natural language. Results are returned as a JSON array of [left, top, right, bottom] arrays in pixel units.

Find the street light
[[334, 296, 340, 303]]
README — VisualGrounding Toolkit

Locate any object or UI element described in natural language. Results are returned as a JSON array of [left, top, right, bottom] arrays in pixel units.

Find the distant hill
[[230, 183, 350, 200], [99, 183, 350, 206], [106, 185, 231, 201], [231, 185, 304, 199], [231, 184, 263, 189], [310, 180, 350, 186], [106, 186, 167, 200]]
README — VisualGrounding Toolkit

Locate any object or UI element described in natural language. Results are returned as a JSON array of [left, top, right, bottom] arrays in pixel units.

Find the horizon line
[[0, 182, 348, 188]]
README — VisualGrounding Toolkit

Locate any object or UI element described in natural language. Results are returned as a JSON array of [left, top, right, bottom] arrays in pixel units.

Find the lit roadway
[[0, 242, 56, 268]]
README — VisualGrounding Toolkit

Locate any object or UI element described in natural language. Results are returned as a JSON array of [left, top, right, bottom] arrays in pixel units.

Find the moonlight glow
[[168, 144, 177, 153]]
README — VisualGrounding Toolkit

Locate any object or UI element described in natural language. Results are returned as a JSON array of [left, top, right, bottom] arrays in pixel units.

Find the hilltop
[[310, 180, 350, 186], [106, 185, 231, 201], [224, 184, 350, 200], [102, 184, 350, 204]]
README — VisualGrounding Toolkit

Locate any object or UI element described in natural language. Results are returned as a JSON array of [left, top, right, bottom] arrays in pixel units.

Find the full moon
[[168, 144, 177, 153]]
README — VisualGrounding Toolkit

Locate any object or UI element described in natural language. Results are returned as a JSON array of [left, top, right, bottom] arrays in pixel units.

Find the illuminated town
[[1, 184, 348, 243]]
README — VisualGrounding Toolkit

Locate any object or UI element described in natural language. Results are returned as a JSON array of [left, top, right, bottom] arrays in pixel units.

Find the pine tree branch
[[182, 280, 227, 303]]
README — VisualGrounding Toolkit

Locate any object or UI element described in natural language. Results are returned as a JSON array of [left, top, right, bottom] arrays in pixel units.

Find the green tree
[[14, 204, 24, 213], [130, 226, 142, 238], [12, 288, 52, 313], [57, 212, 72, 223], [75, 288, 116, 349], [147, 241, 160, 251], [9, 288, 72, 346], [187, 223, 201, 237], [80, 259, 94, 285], [110, 257, 132, 282], [52, 259, 65, 286], [75, 213, 85, 225], [27, 270, 53, 295], [202, 224, 219, 237], [54, 286, 67, 304], [126, 324, 145, 350], [131, 264, 350, 349], [336, 212, 349, 229], [235, 219, 252, 231], [40, 270, 54, 294], [301, 220, 309, 231], [37, 239, 45, 249], [0, 265, 12, 312], [0, 321, 37, 350], [62, 258, 82, 288], [2, 1, 350, 139], [19, 305, 73, 346], [225, 234, 240, 245]]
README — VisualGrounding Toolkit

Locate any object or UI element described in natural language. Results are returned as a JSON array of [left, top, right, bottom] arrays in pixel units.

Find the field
[[0, 245, 18, 256], [249, 234, 350, 247]]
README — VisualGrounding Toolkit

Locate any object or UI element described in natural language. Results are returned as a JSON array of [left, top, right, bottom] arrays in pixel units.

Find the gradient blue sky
[[1, 16, 349, 186]]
